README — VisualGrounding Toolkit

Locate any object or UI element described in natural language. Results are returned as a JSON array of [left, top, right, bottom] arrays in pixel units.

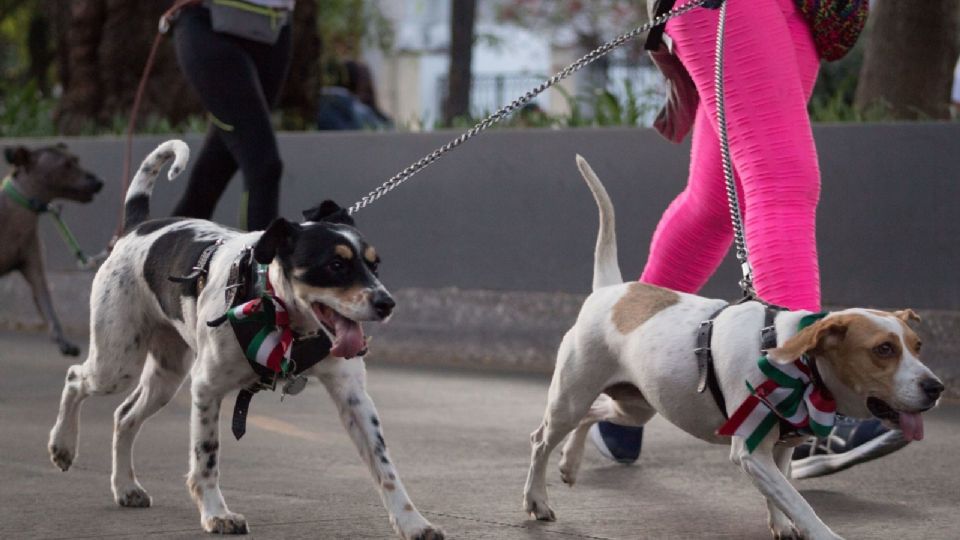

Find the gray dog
[[0, 144, 103, 355]]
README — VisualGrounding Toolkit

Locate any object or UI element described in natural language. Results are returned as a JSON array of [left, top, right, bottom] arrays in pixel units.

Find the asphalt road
[[1, 331, 958, 540]]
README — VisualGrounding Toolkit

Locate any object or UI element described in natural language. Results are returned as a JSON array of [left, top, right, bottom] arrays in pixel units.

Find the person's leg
[[234, 25, 293, 230], [171, 126, 237, 220], [173, 7, 290, 231], [639, 104, 736, 291], [594, 0, 819, 464], [665, 0, 821, 311]]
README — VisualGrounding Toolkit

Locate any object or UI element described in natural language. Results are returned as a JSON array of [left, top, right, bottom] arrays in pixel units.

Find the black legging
[[172, 5, 292, 231]]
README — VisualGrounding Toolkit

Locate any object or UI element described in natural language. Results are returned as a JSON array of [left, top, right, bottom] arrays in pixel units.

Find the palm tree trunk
[[444, 0, 477, 126], [855, 0, 960, 119]]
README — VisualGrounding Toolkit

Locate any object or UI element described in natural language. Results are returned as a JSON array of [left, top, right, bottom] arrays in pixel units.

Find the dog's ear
[[4, 146, 31, 167], [302, 200, 354, 226], [893, 309, 921, 324], [253, 218, 300, 265], [768, 317, 848, 364]]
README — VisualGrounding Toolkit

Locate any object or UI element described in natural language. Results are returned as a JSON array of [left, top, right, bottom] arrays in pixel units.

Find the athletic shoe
[[588, 422, 643, 464], [791, 417, 909, 480]]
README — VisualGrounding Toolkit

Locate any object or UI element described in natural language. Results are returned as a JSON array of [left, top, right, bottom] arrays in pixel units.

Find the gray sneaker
[[791, 417, 909, 480]]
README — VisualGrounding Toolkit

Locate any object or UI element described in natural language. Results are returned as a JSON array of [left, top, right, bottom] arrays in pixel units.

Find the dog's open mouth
[[867, 397, 924, 441], [311, 303, 367, 359]]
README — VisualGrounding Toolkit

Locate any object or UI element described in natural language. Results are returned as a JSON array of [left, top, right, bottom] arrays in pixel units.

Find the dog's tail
[[576, 155, 623, 291], [122, 139, 190, 234]]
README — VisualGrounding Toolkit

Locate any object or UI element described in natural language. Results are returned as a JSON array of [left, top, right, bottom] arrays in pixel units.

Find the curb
[[3, 272, 957, 397]]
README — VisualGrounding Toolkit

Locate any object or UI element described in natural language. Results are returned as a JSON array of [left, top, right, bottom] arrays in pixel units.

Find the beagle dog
[[522, 157, 944, 540]]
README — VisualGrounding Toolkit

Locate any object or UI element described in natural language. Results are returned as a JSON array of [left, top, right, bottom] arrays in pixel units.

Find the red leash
[[114, 0, 202, 242]]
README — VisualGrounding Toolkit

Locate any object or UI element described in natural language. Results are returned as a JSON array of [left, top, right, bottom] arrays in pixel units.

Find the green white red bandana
[[225, 271, 295, 375], [717, 313, 836, 452]]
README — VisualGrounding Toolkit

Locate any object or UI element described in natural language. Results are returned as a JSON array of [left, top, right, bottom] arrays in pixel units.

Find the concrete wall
[[5, 122, 959, 309]]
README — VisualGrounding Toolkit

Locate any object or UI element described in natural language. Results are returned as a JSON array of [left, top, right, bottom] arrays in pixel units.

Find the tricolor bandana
[[717, 313, 836, 453], [224, 267, 295, 376]]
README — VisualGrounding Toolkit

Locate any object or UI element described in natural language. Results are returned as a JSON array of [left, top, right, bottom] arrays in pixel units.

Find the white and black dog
[[48, 140, 443, 539]]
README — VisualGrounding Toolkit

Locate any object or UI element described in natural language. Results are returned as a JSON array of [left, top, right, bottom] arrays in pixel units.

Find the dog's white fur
[[522, 156, 942, 540], [48, 141, 442, 539]]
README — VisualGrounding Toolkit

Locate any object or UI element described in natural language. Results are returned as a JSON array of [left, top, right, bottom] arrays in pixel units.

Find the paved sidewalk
[[1, 331, 958, 539]]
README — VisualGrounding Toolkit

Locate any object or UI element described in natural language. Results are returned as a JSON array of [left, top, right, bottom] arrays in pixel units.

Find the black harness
[[695, 301, 784, 419], [696, 300, 828, 440], [170, 245, 334, 440]]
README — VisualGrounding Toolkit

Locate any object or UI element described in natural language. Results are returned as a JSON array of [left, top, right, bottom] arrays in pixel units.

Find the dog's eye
[[328, 259, 346, 273], [873, 342, 896, 358], [915, 341, 923, 354]]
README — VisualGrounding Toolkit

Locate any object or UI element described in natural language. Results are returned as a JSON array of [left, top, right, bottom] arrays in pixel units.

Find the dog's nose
[[88, 174, 104, 192], [920, 378, 944, 401], [372, 291, 395, 319]]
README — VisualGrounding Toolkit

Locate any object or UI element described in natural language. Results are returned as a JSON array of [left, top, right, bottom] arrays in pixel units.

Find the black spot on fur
[[133, 217, 188, 236], [123, 194, 150, 233], [198, 404, 209, 413], [380, 456, 390, 465], [206, 453, 217, 470], [67, 372, 77, 382], [201, 441, 219, 454], [202, 470, 210, 478], [370, 415, 380, 427], [347, 395, 360, 407], [201, 417, 209, 426], [376, 433, 386, 450], [119, 388, 142, 419], [144, 227, 216, 321]]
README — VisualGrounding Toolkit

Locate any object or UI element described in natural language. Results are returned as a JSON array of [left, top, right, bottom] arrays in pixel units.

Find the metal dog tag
[[281, 376, 307, 400]]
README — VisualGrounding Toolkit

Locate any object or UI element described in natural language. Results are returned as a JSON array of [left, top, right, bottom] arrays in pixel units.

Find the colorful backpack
[[795, 0, 870, 61]]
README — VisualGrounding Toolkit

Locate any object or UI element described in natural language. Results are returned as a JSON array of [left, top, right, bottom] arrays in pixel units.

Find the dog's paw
[[558, 453, 580, 487], [203, 513, 249, 535], [57, 339, 80, 357], [116, 486, 152, 508], [48, 442, 74, 471], [523, 497, 556, 522], [409, 526, 445, 540]]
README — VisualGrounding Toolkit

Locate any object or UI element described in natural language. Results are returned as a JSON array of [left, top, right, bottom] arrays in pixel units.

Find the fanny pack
[[794, 0, 869, 61], [204, 0, 290, 45]]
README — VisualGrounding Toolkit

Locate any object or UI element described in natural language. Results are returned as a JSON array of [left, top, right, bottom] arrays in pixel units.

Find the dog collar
[[2, 175, 48, 213], [2, 174, 90, 266], [717, 312, 835, 453], [202, 248, 335, 440]]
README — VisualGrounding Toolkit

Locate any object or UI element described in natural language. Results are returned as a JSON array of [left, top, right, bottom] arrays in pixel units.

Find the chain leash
[[346, 0, 710, 216], [712, 0, 755, 298]]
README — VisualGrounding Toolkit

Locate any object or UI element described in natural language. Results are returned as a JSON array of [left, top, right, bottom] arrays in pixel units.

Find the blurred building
[[364, 0, 663, 129]]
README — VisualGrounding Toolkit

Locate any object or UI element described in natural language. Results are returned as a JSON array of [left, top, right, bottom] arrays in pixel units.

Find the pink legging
[[640, 0, 822, 312]]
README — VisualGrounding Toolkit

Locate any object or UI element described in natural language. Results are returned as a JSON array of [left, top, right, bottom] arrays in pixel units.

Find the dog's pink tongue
[[330, 316, 365, 359], [899, 412, 924, 441]]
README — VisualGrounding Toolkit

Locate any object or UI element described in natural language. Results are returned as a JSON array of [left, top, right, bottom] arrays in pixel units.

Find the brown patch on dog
[[383, 481, 396, 491], [603, 382, 644, 401], [611, 283, 679, 334], [364, 246, 377, 264], [404, 503, 414, 512], [772, 314, 904, 400], [335, 244, 354, 259]]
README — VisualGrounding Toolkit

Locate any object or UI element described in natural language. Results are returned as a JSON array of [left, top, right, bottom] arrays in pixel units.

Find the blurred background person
[[170, 0, 295, 231], [317, 59, 393, 131]]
